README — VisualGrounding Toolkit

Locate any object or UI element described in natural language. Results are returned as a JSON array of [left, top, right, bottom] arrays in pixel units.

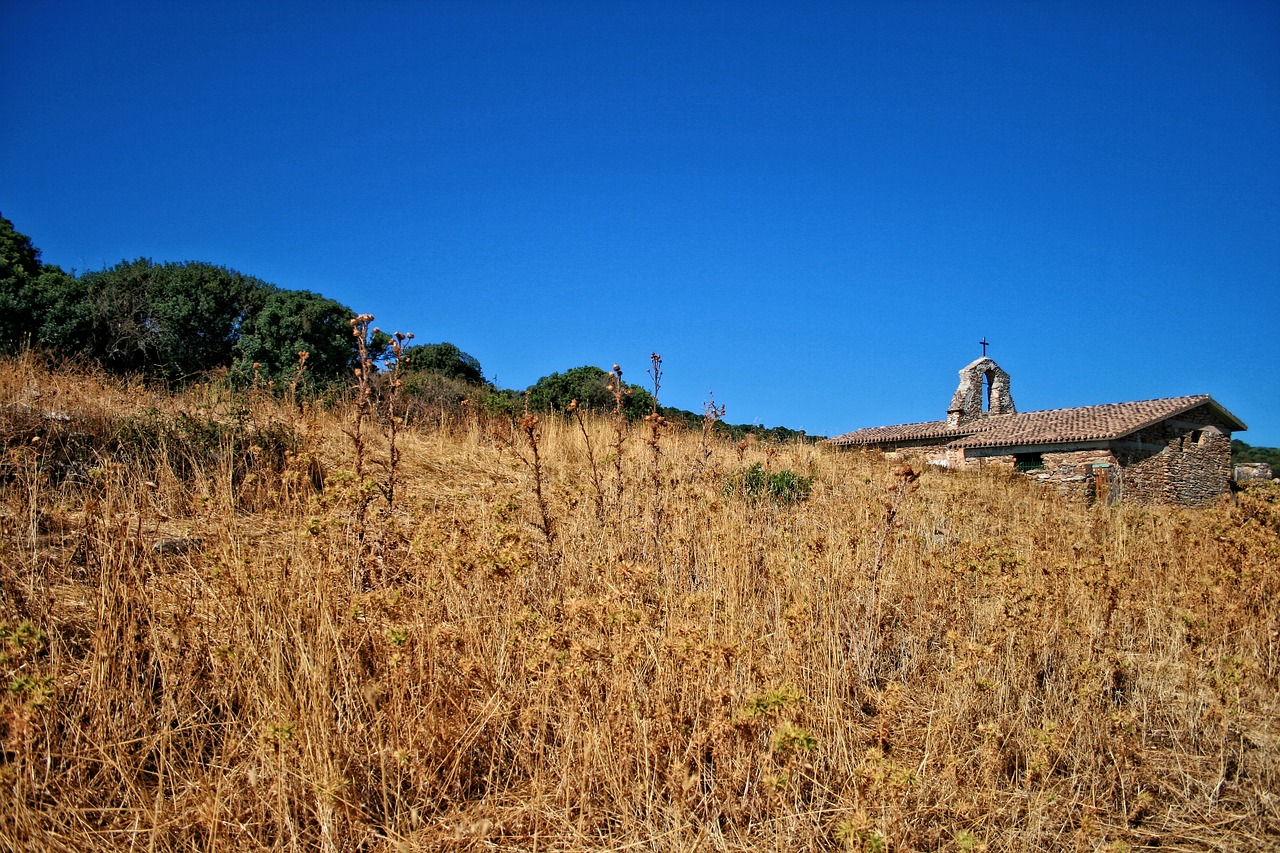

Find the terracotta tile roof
[[824, 420, 975, 447], [951, 395, 1239, 448], [825, 396, 1246, 450]]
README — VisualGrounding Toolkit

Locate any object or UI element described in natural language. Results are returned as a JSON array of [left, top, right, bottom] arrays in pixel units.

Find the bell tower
[[947, 356, 1015, 428]]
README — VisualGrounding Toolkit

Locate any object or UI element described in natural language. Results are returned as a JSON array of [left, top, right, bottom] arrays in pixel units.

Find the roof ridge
[[951, 395, 1233, 449], [827, 394, 1243, 448], [1010, 394, 1209, 417]]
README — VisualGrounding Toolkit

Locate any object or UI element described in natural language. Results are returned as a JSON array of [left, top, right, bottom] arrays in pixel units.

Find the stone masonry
[[947, 357, 1015, 427]]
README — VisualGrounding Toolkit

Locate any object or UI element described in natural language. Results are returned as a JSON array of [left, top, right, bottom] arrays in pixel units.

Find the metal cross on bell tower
[[979, 337, 990, 357]]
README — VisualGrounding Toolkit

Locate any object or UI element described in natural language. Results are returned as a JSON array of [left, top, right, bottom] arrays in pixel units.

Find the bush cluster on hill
[[1233, 439, 1280, 468], [1, 216, 357, 385], [1, 212, 812, 441]]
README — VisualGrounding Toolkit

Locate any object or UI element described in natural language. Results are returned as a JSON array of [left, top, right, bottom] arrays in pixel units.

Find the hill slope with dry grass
[[1, 356, 1277, 852]]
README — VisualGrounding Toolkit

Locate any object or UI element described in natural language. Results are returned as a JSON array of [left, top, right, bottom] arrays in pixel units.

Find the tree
[[0, 212, 55, 352], [71, 259, 261, 379], [402, 342, 485, 385], [232, 287, 360, 384], [525, 365, 654, 419], [28, 267, 86, 355]]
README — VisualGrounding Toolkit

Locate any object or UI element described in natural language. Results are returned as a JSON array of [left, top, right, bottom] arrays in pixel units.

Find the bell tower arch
[[947, 357, 1015, 428]]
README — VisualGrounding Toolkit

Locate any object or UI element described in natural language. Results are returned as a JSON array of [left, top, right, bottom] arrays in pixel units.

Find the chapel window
[[1014, 452, 1044, 472]]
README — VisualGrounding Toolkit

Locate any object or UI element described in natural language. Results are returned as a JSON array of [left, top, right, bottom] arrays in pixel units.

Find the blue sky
[[3, 0, 1278, 444]]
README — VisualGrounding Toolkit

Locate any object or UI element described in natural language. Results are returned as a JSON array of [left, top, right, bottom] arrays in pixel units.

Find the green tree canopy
[[1232, 440, 1280, 468], [402, 342, 485, 385], [68, 259, 262, 379], [0, 212, 71, 353], [0, 215, 366, 385], [525, 365, 654, 419], [0, 213, 41, 280], [232, 287, 359, 384]]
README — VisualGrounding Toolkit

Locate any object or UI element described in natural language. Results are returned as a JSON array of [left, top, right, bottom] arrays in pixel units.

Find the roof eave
[[1107, 395, 1247, 441], [1203, 397, 1247, 432]]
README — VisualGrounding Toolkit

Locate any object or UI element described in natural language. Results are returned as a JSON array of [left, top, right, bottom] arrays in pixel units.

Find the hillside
[[1234, 440, 1280, 469], [1, 356, 1277, 851]]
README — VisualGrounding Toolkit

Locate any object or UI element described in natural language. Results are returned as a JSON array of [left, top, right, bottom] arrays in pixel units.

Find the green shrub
[[725, 463, 814, 505]]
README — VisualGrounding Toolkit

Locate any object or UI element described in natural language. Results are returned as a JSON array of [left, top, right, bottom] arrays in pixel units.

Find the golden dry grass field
[[1, 355, 1277, 851]]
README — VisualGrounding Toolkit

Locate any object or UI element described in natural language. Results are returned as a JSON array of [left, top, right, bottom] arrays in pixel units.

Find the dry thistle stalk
[[607, 364, 628, 510], [646, 352, 667, 565], [287, 349, 309, 410], [345, 314, 377, 577], [519, 412, 556, 551], [569, 398, 605, 523], [497, 393, 558, 559], [347, 315, 376, 482], [379, 330, 414, 509], [695, 391, 726, 475]]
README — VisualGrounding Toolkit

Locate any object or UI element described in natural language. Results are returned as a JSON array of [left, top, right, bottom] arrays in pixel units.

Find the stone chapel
[[824, 355, 1246, 506]]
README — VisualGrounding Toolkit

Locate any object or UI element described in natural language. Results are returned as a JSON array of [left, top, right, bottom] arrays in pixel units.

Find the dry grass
[[1, 354, 1277, 851]]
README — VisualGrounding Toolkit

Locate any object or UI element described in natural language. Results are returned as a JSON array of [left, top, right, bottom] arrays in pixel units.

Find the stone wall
[[1169, 427, 1233, 506], [971, 449, 1116, 502], [1111, 405, 1236, 506], [882, 444, 953, 468], [1040, 449, 1117, 502], [1235, 462, 1276, 483]]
